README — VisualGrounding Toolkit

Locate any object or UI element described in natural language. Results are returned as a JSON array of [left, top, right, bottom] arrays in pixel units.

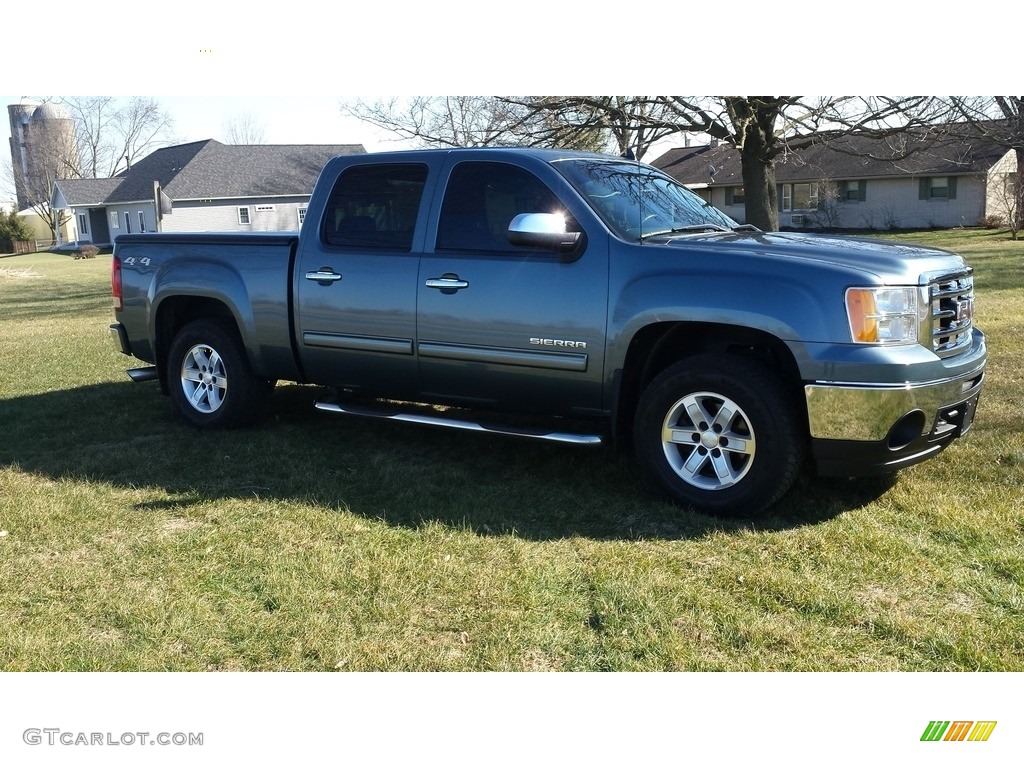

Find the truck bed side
[[114, 232, 302, 384]]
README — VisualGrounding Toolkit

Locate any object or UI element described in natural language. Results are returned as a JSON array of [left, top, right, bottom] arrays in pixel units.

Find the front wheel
[[633, 355, 804, 516], [167, 318, 271, 428]]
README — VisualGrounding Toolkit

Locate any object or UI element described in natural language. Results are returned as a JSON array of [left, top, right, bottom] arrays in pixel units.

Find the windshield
[[553, 157, 739, 241]]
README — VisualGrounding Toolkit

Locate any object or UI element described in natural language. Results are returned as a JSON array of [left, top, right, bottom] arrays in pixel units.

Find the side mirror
[[507, 213, 581, 253]]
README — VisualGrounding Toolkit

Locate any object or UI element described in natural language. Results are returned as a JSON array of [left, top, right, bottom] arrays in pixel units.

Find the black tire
[[166, 318, 271, 428], [633, 354, 804, 516]]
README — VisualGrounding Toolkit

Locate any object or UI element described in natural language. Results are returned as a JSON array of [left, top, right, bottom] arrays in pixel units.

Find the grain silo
[[7, 99, 78, 210]]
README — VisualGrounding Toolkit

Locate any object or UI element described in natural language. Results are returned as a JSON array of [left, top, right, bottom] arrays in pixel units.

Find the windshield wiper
[[644, 223, 730, 238], [732, 224, 762, 233]]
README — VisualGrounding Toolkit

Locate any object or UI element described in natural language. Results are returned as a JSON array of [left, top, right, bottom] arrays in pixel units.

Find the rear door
[[416, 159, 609, 415], [295, 161, 429, 397]]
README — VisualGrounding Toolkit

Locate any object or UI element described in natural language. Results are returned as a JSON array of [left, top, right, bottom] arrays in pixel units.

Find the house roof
[[55, 140, 366, 206], [54, 177, 127, 206], [652, 124, 1012, 187]]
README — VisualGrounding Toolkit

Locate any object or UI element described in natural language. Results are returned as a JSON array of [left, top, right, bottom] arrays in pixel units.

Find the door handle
[[425, 275, 469, 291], [305, 269, 343, 284]]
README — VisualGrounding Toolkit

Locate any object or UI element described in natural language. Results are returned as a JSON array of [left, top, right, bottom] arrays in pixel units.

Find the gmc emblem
[[955, 298, 973, 323]]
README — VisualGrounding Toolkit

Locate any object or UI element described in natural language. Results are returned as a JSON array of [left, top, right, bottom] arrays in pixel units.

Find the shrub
[[0, 206, 34, 252]]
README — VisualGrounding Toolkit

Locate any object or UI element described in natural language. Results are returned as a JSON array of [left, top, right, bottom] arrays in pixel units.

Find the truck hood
[[650, 230, 968, 283]]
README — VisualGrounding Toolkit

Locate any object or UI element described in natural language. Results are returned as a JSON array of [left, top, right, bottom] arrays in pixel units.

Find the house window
[[254, 205, 275, 213], [77, 213, 88, 236], [138, 211, 146, 232], [921, 176, 957, 200], [792, 183, 819, 210], [725, 186, 745, 205], [782, 185, 792, 211], [297, 206, 308, 226], [110, 212, 119, 229], [238, 206, 251, 224], [843, 180, 866, 202], [123, 212, 132, 234]]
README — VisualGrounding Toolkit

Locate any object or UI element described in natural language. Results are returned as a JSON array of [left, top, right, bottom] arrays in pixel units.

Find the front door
[[416, 160, 608, 416], [89, 209, 110, 245]]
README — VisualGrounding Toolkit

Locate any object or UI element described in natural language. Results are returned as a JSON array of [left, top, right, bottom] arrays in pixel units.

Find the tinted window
[[323, 163, 428, 250], [437, 162, 572, 252]]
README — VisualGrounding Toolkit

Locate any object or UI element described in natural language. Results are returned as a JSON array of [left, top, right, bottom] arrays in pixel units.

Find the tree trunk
[[741, 148, 777, 231], [728, 97, 781, 231]]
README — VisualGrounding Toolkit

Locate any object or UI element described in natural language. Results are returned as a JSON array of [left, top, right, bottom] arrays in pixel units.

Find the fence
[[11, 239, 55, 254]]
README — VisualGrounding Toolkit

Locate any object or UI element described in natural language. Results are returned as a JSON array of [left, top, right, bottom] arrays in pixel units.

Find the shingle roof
[[55, 177, 125, 206], [118, 140, 366, 201], [57, 140, 367, 205], [652, 125, 1011, 187]]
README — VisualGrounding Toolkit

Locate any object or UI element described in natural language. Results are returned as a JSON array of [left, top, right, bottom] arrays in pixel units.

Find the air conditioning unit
[[790, 213, 806, 228]]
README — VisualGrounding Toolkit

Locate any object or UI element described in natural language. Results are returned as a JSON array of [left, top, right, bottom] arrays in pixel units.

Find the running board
[[315, 401, 604, 446], [126, 366, 159, 382]]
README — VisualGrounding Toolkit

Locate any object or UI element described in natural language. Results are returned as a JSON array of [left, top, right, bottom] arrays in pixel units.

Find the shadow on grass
[[0, 382, 895, 541]]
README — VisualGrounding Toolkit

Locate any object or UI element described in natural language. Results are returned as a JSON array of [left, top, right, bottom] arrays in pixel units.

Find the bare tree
[[985, 156, 1021, 239], [343, 95, 943, 230], [63, 96, 175, 177], [811, 179, 843, 230], [225, 113, 267, 144], [943, 97, 1024, 239], [645, 96, 945, 230], [495, 96, 685, 158], [64, 96, 117, 178], [340, 96, 608, 152]]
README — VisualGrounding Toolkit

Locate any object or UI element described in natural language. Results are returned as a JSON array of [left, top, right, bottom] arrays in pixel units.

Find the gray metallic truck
[[109, 148, 986, 515]]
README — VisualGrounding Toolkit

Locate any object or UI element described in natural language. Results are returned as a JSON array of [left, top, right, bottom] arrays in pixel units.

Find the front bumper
[[805, 359, 985, 477]]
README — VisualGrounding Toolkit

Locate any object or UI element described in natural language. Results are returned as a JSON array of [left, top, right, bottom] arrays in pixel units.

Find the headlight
[[845, 287, 919, 344]]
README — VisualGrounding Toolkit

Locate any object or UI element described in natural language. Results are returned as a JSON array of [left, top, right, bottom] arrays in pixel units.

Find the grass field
[[0, 230, 1021, 671]]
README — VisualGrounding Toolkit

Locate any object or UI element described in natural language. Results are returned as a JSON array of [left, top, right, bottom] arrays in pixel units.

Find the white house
[[652, 125, 1018, 230], [50, 139, 366, 247]]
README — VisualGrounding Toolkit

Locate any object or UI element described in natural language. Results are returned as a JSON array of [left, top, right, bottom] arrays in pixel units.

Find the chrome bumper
[[804, 364, 986, 442]]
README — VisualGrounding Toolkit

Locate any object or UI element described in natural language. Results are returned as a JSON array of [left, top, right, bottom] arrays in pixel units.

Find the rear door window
[[322, 163, 428, 251]]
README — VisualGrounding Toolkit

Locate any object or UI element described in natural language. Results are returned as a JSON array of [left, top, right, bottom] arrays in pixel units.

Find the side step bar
[[126, 366, 159, 382], [315, 400, 604, 446]]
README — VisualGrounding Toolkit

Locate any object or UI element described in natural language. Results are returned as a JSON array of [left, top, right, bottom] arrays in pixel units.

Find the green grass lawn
[[0, 232, 1021, 671]]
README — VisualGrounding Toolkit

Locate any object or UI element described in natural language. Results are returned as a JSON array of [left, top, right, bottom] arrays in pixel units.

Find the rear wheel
[[167, 318, 271, 428], [634, 354, 803, 516]]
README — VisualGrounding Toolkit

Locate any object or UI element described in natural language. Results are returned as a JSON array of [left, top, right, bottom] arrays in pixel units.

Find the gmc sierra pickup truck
[[109, 148, 986, 515]]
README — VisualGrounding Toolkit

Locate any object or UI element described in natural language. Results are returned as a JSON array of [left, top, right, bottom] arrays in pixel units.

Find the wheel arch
[[613, 321, 806, 441], [154, 296, 239, 394]]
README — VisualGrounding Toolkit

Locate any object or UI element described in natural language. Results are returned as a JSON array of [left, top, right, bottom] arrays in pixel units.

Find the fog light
[[887, 410, 927, 450]]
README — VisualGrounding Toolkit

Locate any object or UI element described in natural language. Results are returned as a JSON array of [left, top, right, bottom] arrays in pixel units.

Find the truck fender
[[150, 260, 261, 374]]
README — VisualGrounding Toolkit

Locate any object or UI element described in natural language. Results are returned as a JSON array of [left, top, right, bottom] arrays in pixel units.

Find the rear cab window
[[321, 163, 429, 251]]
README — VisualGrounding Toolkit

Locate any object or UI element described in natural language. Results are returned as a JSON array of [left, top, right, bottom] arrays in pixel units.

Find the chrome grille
[[930, 271, 974, 358]]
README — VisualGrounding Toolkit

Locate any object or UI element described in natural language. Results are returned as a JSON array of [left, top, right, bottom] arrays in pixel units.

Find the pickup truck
[[109, 147, 986, 516]]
